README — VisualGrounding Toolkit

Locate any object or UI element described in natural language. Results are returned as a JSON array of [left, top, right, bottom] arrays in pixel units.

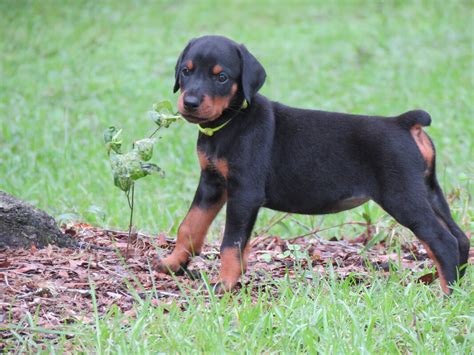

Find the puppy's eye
[[217, 72, 228, 83], [181, 68, 191, 76]]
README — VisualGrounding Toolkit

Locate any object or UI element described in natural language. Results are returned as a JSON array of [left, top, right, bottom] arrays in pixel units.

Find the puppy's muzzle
[[183, 95, 201, 111]]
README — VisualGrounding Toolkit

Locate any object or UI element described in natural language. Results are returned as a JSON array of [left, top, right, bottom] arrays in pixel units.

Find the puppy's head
[[173, 35, 266, 123]]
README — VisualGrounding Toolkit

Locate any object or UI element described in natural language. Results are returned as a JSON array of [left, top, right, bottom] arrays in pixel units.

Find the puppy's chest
[[197, 149, 229, 179]]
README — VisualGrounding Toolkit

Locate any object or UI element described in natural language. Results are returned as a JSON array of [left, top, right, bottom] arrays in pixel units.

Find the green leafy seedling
[[149, 100, 182, 129], [104, 126, 123, 155], [104, 100, 182, 256]]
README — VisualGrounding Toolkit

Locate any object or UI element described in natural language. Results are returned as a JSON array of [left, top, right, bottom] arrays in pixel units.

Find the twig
[[4, 274, 19, 292], [18, 288, 52, 299], [155, 290, 180, 298], [138, 290, 180, 298], [290, 221, 367, 240], [74, 241, 113, 251], [102, 229, 176, 243], [253, 213, 291, 236], [97, 261, 129, 278], [60, 288, 91, 295]]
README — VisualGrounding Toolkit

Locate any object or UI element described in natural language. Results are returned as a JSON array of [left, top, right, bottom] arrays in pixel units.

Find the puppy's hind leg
[[377, 190, 460, 295], [427, 170, 469, 278], [410, 124, 469, 279]]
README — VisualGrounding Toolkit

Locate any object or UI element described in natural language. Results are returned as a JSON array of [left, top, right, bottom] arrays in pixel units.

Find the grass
[[7, 271, 474, 353], [1, 0, 473, 352]]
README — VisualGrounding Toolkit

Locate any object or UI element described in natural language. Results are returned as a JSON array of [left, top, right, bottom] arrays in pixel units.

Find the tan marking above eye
[[186, 60, 194, 70], [212, 65, 223, 74]]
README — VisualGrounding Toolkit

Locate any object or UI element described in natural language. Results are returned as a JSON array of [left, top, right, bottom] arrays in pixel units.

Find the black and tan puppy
[[154, 35, 469, 294]]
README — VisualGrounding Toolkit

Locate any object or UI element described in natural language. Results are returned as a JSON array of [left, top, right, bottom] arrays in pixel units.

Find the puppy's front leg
[[154, 170, 226, 274], [216, 194, 262, 291]]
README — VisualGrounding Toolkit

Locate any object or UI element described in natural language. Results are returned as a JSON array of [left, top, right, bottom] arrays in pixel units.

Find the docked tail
[[400, 109, 435, 177], [397, 109, 432, 129]]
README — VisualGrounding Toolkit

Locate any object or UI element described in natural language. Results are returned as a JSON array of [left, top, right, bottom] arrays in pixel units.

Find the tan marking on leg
[[219, 247, 246, 291], [410, 125, 434, 169], [421, 241, 450, 294], [242, 243, 251, 270], [157, 198, 226, 273], [212, 64, 223, 74]]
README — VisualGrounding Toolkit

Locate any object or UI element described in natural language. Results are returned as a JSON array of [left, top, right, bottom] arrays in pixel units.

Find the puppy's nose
[[183, 95, 201, 111]]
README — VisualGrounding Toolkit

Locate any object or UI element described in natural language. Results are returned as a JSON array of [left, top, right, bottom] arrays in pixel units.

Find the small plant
[[278, 243, 309, 261], [104, 100, 181, 256]]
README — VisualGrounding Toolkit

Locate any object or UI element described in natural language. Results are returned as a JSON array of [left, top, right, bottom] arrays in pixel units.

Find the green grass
[[6, 271, 474, 353], [1, 0, 473, 352]]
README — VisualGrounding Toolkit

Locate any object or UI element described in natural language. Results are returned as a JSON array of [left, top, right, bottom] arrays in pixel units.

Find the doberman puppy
[[154, 35, 469, 294]]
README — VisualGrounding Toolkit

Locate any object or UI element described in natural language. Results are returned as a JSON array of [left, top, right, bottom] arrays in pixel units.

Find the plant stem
[[126, 190, 132, 209], [125, 184, 135, 258], [149, 127, 161, 139]]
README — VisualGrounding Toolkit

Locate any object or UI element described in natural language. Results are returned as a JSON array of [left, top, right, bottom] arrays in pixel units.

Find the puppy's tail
[[396, 110, 431, 129]]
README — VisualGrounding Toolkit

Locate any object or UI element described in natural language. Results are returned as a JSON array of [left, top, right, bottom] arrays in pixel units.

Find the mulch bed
[[1, 224, 472, 334]]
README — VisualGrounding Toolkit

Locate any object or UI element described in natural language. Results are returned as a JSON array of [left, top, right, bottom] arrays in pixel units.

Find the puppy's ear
[[173, 39, 195, 93], [238, 44, 266, 104]]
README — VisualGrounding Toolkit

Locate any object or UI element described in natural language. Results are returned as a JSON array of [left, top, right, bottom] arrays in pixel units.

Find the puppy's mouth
[[179, 112, 209, 124], [177, 93, 226, 123]]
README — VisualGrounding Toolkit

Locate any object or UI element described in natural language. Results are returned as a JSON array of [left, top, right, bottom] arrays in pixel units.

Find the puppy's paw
[[152, 256, 203, 280], [152, 257, 184, 276], [183, 268, 201, 280], [210, 281, 227, 295], [210, 280, 240, 295]]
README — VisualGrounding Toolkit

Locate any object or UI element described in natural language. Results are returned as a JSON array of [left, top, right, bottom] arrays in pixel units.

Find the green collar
[[197, 100, 248, 137], [197, 119, 232, 137]]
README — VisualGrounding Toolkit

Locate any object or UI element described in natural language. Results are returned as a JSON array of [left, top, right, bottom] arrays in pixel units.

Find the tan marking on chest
[[197, 150, 229, 179], [197, 150, 209, 170], [214, 159, 229, 179]]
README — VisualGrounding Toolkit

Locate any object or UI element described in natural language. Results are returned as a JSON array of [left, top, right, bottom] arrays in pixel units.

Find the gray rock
[[0, 191, 74, 248]]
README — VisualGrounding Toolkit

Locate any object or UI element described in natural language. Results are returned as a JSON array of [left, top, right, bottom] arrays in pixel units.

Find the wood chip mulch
[[1, 223, 472, 336]]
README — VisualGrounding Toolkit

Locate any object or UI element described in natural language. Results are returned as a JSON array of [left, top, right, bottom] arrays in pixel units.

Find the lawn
[[1, 0, 473, 352]]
